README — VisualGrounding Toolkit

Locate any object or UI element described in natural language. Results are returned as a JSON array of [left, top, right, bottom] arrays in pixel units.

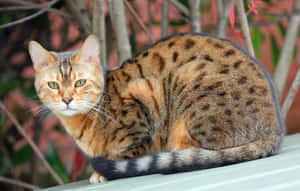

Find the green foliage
[[10, 144, 33, 165], [271, 35, 280, 68], [0, 71, 19, 97], [252, 27, 265, 58], [46, 142, 69, 183]]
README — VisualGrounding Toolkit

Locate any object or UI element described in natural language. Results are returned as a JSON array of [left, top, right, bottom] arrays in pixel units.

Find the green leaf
[[252, 27, 265, 58], [169, 20, 187, 26], [22, 80, 36, 99], [271, 35, 280, 68], [10, 144, 33, 165], [278, 23, 286, 37], [0, 71, 19, 97], [46, 142, 69, 183]]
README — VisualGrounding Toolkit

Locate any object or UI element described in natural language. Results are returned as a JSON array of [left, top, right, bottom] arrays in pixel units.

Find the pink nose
[[62, 97, 73, 104]]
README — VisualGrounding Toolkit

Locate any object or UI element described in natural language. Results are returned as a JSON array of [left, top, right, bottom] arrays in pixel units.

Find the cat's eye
[[75, 79, 87, 88], [48, 81, 59, 89]]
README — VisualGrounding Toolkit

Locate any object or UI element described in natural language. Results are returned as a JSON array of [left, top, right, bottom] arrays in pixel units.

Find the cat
[[29, 33, 285, 184]]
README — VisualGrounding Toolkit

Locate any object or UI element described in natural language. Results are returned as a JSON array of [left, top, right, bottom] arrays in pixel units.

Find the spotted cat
[[29, 33, 285, 183]]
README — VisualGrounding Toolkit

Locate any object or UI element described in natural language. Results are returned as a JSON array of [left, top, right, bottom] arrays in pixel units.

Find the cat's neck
[[56, 111, 107, 157]]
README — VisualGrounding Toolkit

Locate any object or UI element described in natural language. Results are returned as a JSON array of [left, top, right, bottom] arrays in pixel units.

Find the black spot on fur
[[193, 123, 202, 129], [173, 52, 179, 62], [214, 43, 224, 48], [153, 53, 165, 72], [246, 99, 255, 106], [238, 76, 247, 84], [168, 41, 175, 48], [204, 55, 213, 62], [196, 63, 206, 70], [185, 39, 195, 49], [233, 60, 242, 69], [224, 49, 235, 57], [249, 87, 255, 94], [197, 94, 207, 100], [208, 116, 217, 123], [224, 109, 232, 116], [219, 69, 229, 74], [189, 56, 197, 62], [193, 84, 201, 90], [252, 108, 259, 113], [217, 102, 226, 106], [202, 104, 210, 110], [143, 51, 149, 57], [232, 91, 241, 100], [121, 110, 128, 116], [218, 91, 226, 96]]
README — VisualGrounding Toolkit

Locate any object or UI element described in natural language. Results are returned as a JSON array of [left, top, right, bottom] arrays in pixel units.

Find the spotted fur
[[29, 33, 285, 182]]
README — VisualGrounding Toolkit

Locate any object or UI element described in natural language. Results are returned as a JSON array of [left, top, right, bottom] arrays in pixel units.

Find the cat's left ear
[[28, 41, 57, 71], [76, 35, 100, 65]]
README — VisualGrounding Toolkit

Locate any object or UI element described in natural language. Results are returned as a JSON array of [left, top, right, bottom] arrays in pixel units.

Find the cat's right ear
[[28, 41, 57, 71]]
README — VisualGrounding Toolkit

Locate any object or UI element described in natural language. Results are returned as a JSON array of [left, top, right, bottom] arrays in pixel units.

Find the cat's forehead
[[55, 51, 75, 80]]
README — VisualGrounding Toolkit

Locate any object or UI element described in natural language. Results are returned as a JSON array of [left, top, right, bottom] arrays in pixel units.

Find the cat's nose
[[62, 97, 73, 105]]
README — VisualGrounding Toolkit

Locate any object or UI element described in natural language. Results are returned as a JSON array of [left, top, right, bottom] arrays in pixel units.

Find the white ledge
[[37, 133, 300, 191]]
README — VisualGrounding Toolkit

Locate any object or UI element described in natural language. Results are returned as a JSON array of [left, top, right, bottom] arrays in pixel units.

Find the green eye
[[48, 81, 59, 89], [75, 79, 86, 88]]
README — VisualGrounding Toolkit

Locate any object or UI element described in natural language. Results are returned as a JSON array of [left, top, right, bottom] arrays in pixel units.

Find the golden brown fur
[[29, 33, 285, 183]]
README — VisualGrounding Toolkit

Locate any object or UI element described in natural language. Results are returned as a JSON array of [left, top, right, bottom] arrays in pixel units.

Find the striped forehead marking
[[57, 52, 74, 80]]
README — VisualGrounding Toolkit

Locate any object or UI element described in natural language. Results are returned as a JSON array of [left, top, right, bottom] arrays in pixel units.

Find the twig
[[0, 0, 59, 29], [274, 1, 300, 95], [111, 0, 132, 65], [0, 101, 64, 185], [235, 0, 255, 57], [93, 0, 107, 67], [161, 0, 169, 37], [169, 0, 189, 16], [188, 0, 201, 32], [0, 176, 40, 190], [0, 0, 71, 18], [217, 0, 234, 38], [125, 0, 154, 42], [65, 0, 91, 35], [282, 69, 300, 118], [147, 0, 153, 37]]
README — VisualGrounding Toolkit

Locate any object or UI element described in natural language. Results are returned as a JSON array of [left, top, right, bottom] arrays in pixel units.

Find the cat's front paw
[[89, 172, 108, 184]]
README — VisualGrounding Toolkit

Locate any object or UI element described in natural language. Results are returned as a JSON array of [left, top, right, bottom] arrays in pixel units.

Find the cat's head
[[29, 35, 104, 116]]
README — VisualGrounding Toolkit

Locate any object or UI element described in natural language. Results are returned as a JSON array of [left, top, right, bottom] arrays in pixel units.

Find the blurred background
[[0, 0, 300, 190]]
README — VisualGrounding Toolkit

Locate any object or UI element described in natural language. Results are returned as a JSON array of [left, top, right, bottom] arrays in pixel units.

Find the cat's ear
[[28, 41, 57, 71], [76, 35, 100, 65]]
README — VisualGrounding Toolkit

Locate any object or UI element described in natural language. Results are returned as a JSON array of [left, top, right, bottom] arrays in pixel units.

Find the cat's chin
[[58, 109, 81, 116]]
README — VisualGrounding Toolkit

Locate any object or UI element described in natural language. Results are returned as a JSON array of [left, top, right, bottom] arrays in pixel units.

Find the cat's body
[[29, 33, 285, 183]]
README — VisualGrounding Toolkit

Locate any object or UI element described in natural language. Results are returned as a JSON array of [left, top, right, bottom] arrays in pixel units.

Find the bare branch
[[125, 0, 154, 42], [0, 176, 40, 190], [161, 0, 169, 37], [65, 0, 91, 35], [0, 101, 64, 185], [0, 0, 60, 29], [93, 0, 107, 67], [235, 0, 255, 57], [217, 0, 234, 38], [0, 0, 71, 18], [274, 1, 300, 95], [188, 0, 201, 32], [282, 69, 300, 118], [147, 0, 153, 37], [110, 0, 132, 65], [169, 0, 189, 16]]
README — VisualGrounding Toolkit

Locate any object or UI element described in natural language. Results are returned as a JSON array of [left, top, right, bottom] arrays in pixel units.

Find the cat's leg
[[89, 171, 107, 184]]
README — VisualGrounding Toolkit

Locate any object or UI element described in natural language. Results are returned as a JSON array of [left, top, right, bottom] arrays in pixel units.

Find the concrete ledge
[[37, 134, 300, 191]]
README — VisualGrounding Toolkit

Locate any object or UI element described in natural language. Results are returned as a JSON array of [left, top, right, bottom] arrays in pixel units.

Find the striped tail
[[91, 138, 281, 180]]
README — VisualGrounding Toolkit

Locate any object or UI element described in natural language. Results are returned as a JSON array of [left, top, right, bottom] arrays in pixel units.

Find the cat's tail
[[90, 137, 282, 180]]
